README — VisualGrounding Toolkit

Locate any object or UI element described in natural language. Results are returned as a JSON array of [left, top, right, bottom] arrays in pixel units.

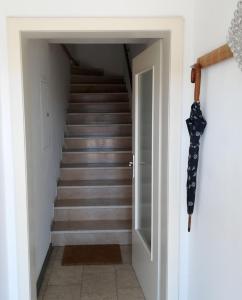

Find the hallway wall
[[21, 40, 70, 288], [187, 1, 242, 300]]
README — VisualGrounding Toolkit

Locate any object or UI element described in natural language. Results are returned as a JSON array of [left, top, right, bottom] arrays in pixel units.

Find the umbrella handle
[[191, 64, 201, 103], [188, 215, 192, 232]]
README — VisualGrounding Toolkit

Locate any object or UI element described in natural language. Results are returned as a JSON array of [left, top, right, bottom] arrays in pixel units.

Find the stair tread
[[55, 198, 132, 207], [68, 101, 129, 105], [67, 112, 131, 115], [60, 163, 130, 168], [71, 74, 123, 78], [65, 135, 132, 139], [58, 179, 132, 187], [63, 148, 131, 152], [52, 220, 132, 231], [71, 92, 128, 95], [71, 91, 126, 94], [65, 136, 131, 139], [66, 124, 131, 127], [71, 83, 125, 86]]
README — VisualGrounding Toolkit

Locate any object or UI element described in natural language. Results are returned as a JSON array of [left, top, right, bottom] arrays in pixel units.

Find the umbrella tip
[[188, 215, 192, 232]]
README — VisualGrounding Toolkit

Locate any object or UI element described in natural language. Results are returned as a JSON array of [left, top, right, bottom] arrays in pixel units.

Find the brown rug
[[62, 244, 122, 265]]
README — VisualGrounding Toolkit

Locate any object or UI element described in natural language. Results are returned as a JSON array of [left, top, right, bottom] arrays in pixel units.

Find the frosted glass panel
[[137, 69, 153, 252]]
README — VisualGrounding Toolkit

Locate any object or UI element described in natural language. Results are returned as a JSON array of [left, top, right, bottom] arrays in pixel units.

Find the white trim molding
[[7, 17, 184, 300]]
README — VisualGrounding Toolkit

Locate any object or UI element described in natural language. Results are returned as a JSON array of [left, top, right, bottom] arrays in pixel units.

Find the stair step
[[62, 150, 132, 164], [60, 163, 132, 180], [57, 183, 132, 200], [54, 205, 131, 221], [71, 74, 123, 84], [52, 220, 132, 231], [51, 220, 132, 245], [67, 112, 132, 125], [68, 102, 130, 113], [63, 136, 132, 150], [60, 163, 130, 168], [70, 92, 129, 103], [55, 198, 132, 207], [71, 83, 126, 93], [52, 230, 131, 245], [58, 179, 132, 187], [63, 148, 131, 152], [71, 67, 104, 76], [65, 124, 132, 137]]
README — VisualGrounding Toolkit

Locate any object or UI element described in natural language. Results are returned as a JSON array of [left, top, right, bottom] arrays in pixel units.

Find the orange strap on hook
[[191, 63, 201, 103]]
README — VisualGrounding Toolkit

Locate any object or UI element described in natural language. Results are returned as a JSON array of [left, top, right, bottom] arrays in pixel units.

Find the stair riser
[[54, 207, 131, 221], [60, 168, 132, 180], [68, 103, 129, 113], [65, 125, 132, 137], [71, 75, 123, 84], [67, 114, 132, 124], [71, 84, 126, 93], [70, 93, 128, 103], [52, 231, 131, 246], [62, 152, 132, 164], [58, 186, 132, 199], [64, 137, 132, 150]]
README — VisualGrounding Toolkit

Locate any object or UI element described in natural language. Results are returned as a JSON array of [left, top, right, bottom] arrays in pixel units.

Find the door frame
[[7, 17, 184, 300]]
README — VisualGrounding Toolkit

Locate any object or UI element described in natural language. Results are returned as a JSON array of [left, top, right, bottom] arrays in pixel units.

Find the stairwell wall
[[70, 44, 125, 76], [21, 40, 70, 286]]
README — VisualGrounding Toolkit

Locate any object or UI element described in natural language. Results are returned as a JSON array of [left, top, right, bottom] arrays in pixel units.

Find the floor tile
[[114, 264, 133, 272], [43, 285, 81, 299], [48, 266, 83, 285], [52, 246, 64, 261], [83, 265, 115, 274], [81, 272, 116, 296], [116, 270, 140, 289], [117, 288, 145, 300], [120, 246, 132, 264], [81, 294, 117, 300]]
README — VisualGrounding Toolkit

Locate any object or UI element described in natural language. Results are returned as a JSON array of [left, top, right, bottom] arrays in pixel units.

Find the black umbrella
[[186, 102, 207, 232]]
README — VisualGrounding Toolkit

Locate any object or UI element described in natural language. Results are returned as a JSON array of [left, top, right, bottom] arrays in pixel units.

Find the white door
[[132, 40, 163, 300]]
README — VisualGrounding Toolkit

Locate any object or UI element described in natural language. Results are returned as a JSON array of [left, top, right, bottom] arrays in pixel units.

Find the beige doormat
[[62, 244, 122, 265]]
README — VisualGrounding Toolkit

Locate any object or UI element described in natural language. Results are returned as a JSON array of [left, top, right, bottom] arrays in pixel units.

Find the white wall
[[21, 40, 69, 292], [0, 1, 194, 299], [0, 133, 8, 300], [187, 1, 242, 300]]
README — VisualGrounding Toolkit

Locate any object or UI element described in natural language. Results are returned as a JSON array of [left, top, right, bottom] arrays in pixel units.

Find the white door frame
[[7, 17, 184, 300]]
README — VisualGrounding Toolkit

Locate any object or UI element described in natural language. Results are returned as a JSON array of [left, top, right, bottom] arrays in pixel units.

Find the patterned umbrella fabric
[[186, 102, 207, 232]]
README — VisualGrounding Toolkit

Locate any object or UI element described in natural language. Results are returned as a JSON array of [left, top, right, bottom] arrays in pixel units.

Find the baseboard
[[37, 243, 53, 296]]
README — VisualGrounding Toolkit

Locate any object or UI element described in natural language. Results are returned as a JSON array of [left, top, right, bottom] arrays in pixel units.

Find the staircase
[[51, 66, 132, 245]]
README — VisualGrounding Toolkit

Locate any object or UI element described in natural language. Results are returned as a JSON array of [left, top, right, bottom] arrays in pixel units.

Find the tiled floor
[[38, 246, 145, 300]]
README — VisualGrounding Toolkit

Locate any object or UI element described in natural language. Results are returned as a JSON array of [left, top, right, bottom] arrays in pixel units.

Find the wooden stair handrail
[[191, 44, 233, 102], [123, 44, 132, 88], [61, 44, 79, 66]]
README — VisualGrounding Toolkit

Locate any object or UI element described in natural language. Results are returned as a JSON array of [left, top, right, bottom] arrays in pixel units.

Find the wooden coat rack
[[191, 44, 233, 102]]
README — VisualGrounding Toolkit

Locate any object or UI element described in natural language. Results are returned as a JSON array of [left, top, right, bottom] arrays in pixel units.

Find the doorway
[[7, 17, 183, 300]]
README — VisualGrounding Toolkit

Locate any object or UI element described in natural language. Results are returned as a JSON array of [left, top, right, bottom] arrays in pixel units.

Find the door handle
[[129, 154, 135, 178]]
